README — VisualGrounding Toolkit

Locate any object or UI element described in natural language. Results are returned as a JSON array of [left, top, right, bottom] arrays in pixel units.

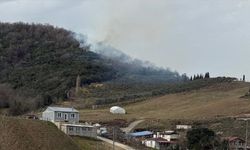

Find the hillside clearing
[[79, 82, 250, 122]]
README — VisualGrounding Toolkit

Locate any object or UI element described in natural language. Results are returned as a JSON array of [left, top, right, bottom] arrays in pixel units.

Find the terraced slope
[[79, 81, 250, 122]]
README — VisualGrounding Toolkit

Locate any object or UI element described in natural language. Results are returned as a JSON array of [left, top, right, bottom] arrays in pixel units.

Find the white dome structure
[[110, 106, 126, 114]]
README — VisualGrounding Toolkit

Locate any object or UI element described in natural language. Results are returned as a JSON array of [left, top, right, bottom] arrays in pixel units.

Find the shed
[[110, 106, 126, 114], [61, 124, 97, 138]]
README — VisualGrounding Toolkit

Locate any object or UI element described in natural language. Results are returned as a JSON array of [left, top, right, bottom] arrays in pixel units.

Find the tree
[[205, 72, 210, 78], [243, 75, 246, 82], [182, 73, 189, 82], [187, 128, 219, 150], [193, 75, 196, 80]]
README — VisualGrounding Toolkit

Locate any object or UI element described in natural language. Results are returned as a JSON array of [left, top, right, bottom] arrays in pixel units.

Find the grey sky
[[0, 0, 249, 79]]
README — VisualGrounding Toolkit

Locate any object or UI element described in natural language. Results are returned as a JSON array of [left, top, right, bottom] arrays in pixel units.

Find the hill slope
[[0, 116, 80, 150], [79, 81, 250, 122], [0, 22, 184, 115]]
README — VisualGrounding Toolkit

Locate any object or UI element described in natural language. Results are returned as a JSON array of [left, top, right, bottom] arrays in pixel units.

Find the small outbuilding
[[110, 106, 126, 114], [61, 124, 97, 138]]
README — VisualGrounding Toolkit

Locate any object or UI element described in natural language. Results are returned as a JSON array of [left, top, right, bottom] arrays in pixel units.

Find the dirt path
[[97, 136, 135, 150], [121, 120, 144, 133]]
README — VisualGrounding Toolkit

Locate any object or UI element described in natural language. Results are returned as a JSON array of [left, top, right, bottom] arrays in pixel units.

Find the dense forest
[[0, 22, 185, 115], [0, 22, 117, 114]]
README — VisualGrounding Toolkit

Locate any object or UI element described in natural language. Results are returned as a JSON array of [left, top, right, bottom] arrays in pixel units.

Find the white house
[[153, 131, 179, 142], [176, 125, 192, 130], [42, 106, 98, 138], [110, 106, 126, 114], [143, 138, 177, 150], [61, 124, 97, 138], [42, 107, 79, 124]]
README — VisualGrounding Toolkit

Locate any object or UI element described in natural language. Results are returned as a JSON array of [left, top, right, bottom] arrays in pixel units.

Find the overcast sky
[[0, 0, 250, 79]]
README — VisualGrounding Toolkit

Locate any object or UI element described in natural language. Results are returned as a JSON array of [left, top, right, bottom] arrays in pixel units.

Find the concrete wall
[[42, 111, 54, 122]]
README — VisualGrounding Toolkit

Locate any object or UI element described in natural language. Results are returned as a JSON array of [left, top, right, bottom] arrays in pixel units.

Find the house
[[143, 137, 178, 150], [42, 107, 79, 124], [176, 125, 192, 130], [61, 124, 97, 138], [153, 131, 179, 141], [224, 137, 245, 150]]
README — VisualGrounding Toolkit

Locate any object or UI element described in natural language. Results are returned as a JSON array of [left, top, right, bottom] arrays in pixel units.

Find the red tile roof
[[224, 137, 245, 142]]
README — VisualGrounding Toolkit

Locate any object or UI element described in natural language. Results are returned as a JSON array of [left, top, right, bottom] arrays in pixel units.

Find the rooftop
[[224, 137, 245, 142], [129, 131, 153, 137], [46, 107, 79, 113], [62, 124, 94, 128]]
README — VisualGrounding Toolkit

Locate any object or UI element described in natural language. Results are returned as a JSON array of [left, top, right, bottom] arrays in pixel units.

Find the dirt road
[[121, 120, 144, 133]]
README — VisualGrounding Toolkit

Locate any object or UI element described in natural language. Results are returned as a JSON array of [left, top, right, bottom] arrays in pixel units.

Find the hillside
[[79, 81, 250, 122], [0, 116, 80, 150], [0, 22, 117, 114], [0, 22, 184, 115], [67, 77, 236, 107]]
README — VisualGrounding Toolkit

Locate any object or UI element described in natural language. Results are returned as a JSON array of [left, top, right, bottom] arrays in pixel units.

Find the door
[[64, 113, 68, 121]]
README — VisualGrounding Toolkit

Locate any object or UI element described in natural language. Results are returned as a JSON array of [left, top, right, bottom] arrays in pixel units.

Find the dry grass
[[72, 136, 124, 150], [79, 82, 250, 122], [0, 116, 80, 150]]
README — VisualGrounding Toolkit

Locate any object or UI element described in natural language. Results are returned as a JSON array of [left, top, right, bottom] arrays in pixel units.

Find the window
[[82, 127, 86, 131], [76, 127, 80, 133], [57, 112, 62, 118], [69, 127, 73, 131], [71, 113, 75, 118]]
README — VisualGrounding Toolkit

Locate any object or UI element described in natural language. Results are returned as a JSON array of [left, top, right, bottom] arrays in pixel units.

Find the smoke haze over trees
[[0, 22, 185, 115]]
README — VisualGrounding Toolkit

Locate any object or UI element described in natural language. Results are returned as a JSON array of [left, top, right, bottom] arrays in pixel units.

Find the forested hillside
[[0, 22, 184, 115], [0, 22, 116, 114]]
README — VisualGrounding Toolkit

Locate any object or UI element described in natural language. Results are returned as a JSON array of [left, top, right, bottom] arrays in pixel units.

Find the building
[[143, 137, 177, 150], [176, 125, 192, 130], [224, 137, 245, 150], [153, 131, 179, 141], [61, 124, 97, 138], [42, 106, 97, 138], [42, 107, 79, 124]]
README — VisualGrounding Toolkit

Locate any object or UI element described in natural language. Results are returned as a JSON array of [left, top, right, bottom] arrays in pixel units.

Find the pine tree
[[205, 72, 210, 78]]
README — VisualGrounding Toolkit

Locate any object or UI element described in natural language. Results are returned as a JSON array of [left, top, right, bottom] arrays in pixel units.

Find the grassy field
[[0, 116, 80, 150], [72, 136, 124, 150], [75, 81, 250, 142], [79, 81, 250, 123]]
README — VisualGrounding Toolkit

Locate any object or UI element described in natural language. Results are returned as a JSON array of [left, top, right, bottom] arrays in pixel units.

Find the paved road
[[97, 136, 135, 150], [121, 120, 144, 133]]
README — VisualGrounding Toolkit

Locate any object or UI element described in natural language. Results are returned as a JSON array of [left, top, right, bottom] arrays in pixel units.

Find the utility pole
[[238, 118, 250, 150], [113, 127, 115, 150]]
